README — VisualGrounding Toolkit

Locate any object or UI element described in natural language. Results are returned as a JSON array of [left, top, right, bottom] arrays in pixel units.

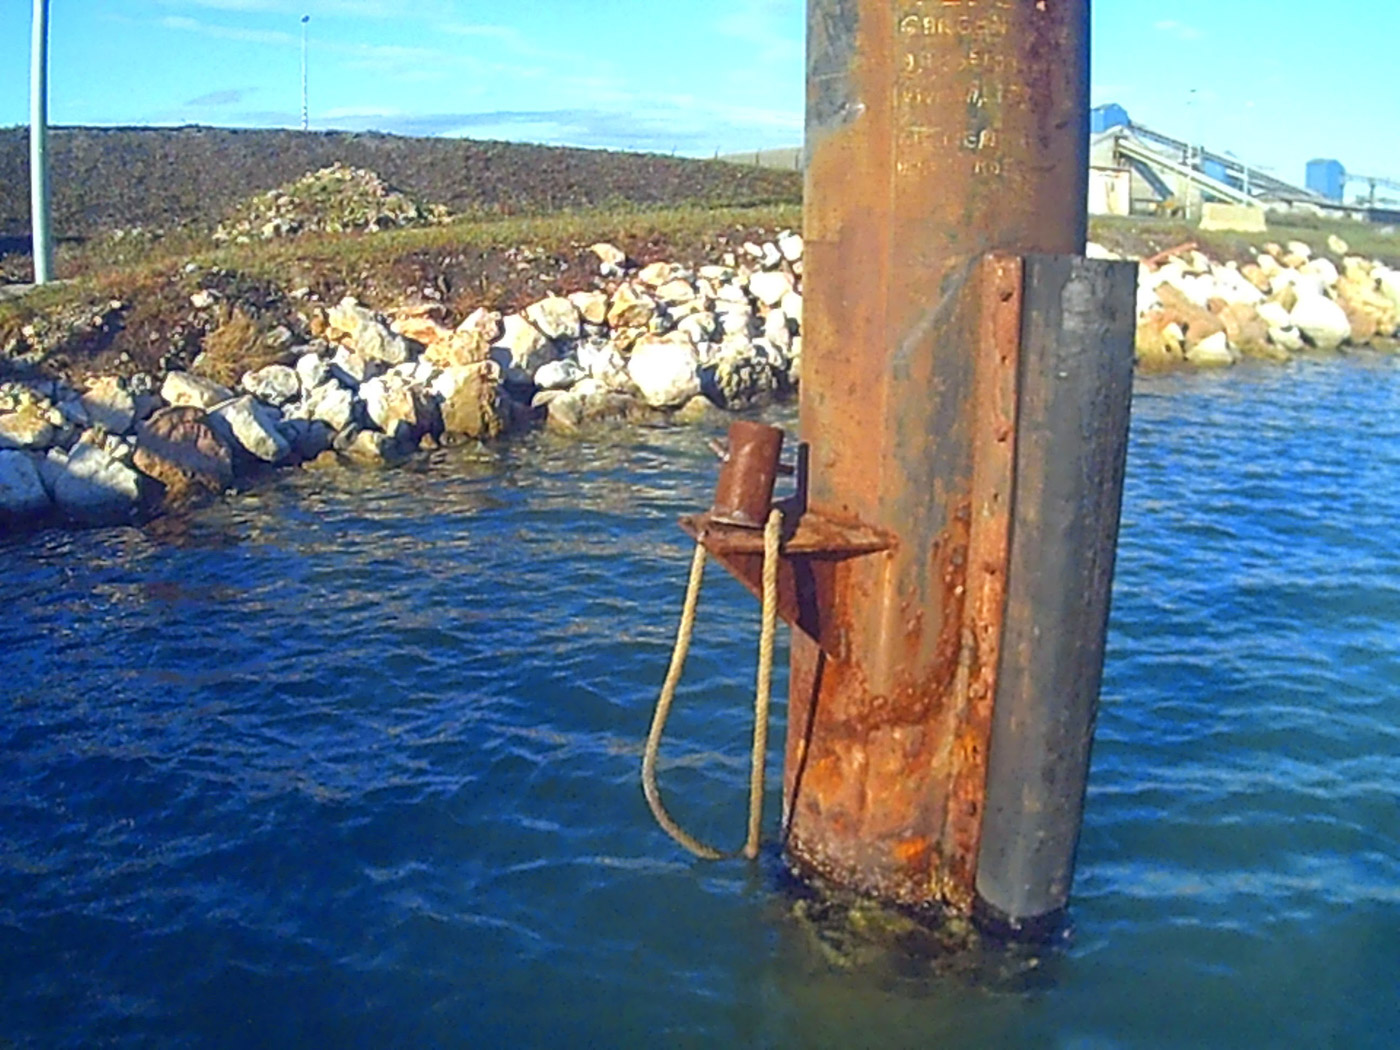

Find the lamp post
[[30, 0, 53, 285], [301, 15, 310, 132]]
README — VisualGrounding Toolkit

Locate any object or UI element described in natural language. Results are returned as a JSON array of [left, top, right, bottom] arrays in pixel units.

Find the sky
[[3, 1, 1398, 192]]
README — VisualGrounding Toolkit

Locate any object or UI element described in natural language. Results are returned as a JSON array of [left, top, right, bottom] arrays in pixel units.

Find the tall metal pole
[[301, 15, 310, 132], [787, 0, 1133, 933], [30, 0, 53, 285]]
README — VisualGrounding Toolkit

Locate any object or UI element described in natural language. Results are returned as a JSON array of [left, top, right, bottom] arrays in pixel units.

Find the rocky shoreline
[[1122, 233, 1400, 369], [3, 227, 1399, 534], [0, 233, 805, 531]]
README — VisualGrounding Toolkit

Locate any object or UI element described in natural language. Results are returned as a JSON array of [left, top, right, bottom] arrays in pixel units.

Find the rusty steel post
[[711, 422, 785, 528], [785, 0, 1099, 913]]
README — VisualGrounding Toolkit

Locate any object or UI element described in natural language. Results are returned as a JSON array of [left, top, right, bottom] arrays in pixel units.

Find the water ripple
[[2, 364, 1399, 1047]]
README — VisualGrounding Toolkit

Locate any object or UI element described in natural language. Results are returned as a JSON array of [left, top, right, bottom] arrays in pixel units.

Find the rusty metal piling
[[679, 0, 1136, 937]]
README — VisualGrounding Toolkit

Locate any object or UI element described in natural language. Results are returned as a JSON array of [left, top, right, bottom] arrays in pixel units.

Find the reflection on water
[[2, 361, 1399, 1048]]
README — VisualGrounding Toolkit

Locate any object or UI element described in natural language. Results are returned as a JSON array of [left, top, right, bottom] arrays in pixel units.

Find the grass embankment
[[0, 202, 804, 385]]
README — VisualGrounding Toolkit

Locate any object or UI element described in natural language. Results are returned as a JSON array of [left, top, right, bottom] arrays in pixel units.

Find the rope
[[641, 507, 784, 861]]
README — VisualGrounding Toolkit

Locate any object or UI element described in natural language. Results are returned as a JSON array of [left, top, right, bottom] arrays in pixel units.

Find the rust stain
[[767, 0, 1091, 912]]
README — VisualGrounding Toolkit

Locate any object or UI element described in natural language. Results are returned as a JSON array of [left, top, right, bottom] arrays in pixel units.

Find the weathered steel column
[[783, 0, 1121, 921]]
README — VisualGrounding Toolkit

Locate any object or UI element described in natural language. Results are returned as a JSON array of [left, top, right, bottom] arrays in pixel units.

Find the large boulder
[[435, 364, 509, 440], [359, 375, 439, 442], [533, 359, 586, 391], [327, 297, 414, 365], [1290, 294, 1352, 351], [607, 283, 658, 330], [748, 270, 795, 308], [161, 371, 234, 409], [525, 295, 582, 342], [132, 406, 235, 500], [628, 338, 701, 408], [0, 403, 56, 451], [568, 291, 609, 326], [208, 395, 292, 464], [0, 450, 52, 522], [304, 381, 356, 431], [80, 377, 136, 434], [703, 342, 786, 408], [488, 314, 556, 385], [44, 442, 145, 522], [241, 364, 301, 406]]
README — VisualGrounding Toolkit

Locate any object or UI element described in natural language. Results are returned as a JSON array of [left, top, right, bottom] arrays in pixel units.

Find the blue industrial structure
[[1090, 104, 1131, 135], [1306, 159, 1347, 201]]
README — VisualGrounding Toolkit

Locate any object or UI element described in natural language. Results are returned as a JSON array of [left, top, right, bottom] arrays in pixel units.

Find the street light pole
[[300, 15, 310, 132], [30, 0, 53, 285]]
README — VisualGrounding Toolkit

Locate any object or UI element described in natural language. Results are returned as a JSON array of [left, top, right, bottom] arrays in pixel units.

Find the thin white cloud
[[1153, 20, 1205, 41], [160, 14, 295, 45]]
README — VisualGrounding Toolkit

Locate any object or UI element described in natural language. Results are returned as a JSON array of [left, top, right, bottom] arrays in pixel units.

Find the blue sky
[[3, 1, 1398, 190]]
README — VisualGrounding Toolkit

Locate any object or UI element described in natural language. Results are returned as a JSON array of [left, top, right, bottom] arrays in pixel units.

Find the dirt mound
[[213, 163, 448, 243]]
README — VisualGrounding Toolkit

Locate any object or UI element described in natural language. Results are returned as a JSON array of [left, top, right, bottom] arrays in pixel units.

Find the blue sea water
[[1, 356, 1398, 1048]]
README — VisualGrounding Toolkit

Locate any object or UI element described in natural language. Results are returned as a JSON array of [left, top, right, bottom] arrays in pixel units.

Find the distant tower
[[300, 15, 310, 132], [1306, 159, 1346, 201]]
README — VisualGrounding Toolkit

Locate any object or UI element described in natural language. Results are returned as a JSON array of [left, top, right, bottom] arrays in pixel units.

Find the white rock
[[589, 242, 628, 274], [161, 371, 233, 409], [1301, 258, 1340, 287], [0, 450, 51, 519], [0, 406, 56, 451], [190, 290, 217, 309], [1291, 294, 1352, 351], [654, 278, 697, 305], [328, 297, 413, 365], [780, 290, 804, 327], [358, 375, 431, 442], [305, 382, 356, 431], [431, 361, 502, 402], [296, 352, 331, 390], [568, 291, 609, 326], [698, 265, 735, 282], [46, 443, 143, 521], [209, 395, 292, 463], [242, 364, 301, 406], [1257, 301, 1293, 328], [1269, 326, 1306, 352], [777, 231, 804, 263], [80, 377, 136, 434], [533, 359, 586, 391], [717, 304, 755, 337], [627, 340, 701, 408], [764, 308, 794, 352], [1327, 234, 1350, 256], [525, 295, 583, 342], [760, 242, 783, 270], [489, 313, 557, 384], [748, 270, 795, 307], [1185, 332, 1235, 368], [577, 340, 629, 389], [330, 345, 382, 388], [716, 281, 749, 306], [676, 312, 720, 346], [1375, 267, 1400, 310], [1285, 240, 1313, 262]]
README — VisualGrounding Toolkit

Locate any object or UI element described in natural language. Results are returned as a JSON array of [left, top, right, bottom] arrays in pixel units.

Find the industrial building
[[1089, 104, 1400, 225]]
